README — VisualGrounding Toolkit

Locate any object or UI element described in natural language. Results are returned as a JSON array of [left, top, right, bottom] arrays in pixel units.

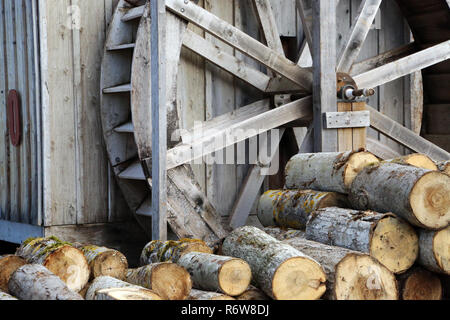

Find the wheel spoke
[[296, 0, 313, 49], [337, 0, 382, 73], [253, 0, 284, 54], [166, 0, 312, 92], [354, 40, 450, 89]]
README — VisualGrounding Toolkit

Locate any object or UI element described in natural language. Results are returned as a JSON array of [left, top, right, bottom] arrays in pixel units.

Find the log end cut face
[[44, 246, 90, 293], [335, 254, 398, 300], [410, 171, 450, 229], [343, 152, 380, 189], [218, 259, 252, 297], [151, 263, 193, 300], [433, 226, 450, 275], [92, 251, 128, 280], [0, 256, 27, 293], [402, 154, 438, 171], [370, 216, 419, 274], [96, 287, 162, 300], [272, 257, 326, 300], [402, 269, 442, 300]]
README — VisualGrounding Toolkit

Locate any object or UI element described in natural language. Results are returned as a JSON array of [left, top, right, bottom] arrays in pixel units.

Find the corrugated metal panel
[[0, 0, 40, 226]]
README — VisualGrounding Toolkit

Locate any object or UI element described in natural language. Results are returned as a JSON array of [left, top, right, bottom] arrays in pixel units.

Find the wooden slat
[[103, 83, 132, 93], [165, 97, 313, 169], [106, 43, 136, 51], [352, 102, 368, 150], [165, 0, 312, 92], [121, 5, 145, 22], [254, 0, 284, 54], [354, 40, 450, 89], [296, 0, 313, 48], [366, 137, 402, 159], [337, 0, 382, 72], [114, 122, 134, 133], [337, 103, 353, 152], [0, 0, 8, 221], [368, 105, 450, 161], [118, 161, 146, 181]]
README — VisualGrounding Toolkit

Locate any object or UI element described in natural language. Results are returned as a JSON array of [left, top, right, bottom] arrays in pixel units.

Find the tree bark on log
[[0, 291, 18, 300], [222, 226, 327, 300], [438, 161, 450, 175], [257, 189, 349, 229], [384, 154, 438, 170], [85, 276, 161, 300], [0, 255, 27, 293], [140, 239, 213, 266], [237, 286, 270, 300], [418, 226, 449, 275], [349, 163, 450, 230], [398, 267, 442, 300], [94, 287, 162, 300], [126, 263, 192, 300], [177, 252, 252, 296], [281, 236, 398, 300], [305, 207, 419, 274], [77, 245, 128, 280], [8, 264, 83, 300], [188, 289, 235, 300], [285, 151, 379, 194], [263, 227, 306, 241]]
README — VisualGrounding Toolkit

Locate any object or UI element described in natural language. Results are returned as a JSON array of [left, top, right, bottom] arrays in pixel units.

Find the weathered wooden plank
[[296, 0, 313, 48], [325, 111, 371, 129], [121, 5, 145, 22], [165, 0, 312, 92], [366, 137, 402, 160], [312, 0, 338, 152], [337, 103, 353, 152], [254, 0, 284, 54], [269, 0, 297, 37], [337, 0, 382, 72], [352, 101, 367, 150], [368, 105, 450, 161]]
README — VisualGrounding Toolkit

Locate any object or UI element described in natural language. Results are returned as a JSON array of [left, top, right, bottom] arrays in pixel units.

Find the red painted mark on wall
[[7, 90, 21, 147]]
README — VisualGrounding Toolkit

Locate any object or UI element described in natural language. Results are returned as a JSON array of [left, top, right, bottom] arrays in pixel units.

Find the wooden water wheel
[[100, 0, 450, 243]]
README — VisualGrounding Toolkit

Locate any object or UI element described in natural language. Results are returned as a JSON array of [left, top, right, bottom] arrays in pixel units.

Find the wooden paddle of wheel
[[100, 0, 450, 242]]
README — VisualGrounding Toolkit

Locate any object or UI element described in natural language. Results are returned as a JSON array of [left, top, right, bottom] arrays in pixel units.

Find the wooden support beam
[[367, 105, 450, 161], [150, 0, 167, 241], [253, 0, 284, 55], [366, 137, 402, 160], [312, 0, 338, 152], [337, 0, 382, 73], [165, 0, 312, 92], [354, 40, 450, 89]]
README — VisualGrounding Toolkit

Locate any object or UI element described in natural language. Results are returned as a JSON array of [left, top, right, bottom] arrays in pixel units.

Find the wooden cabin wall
[[0, 0, 40, 226], [178, 0, 417, 223], [39, 0, 131, 227]]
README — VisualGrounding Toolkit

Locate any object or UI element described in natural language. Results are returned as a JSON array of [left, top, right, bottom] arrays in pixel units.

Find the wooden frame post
[[151, 0, 167, 241], [312, 0, 338, 152]]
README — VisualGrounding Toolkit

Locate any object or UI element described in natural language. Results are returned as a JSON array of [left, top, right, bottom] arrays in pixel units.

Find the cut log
[[15, 237, 90, 292], [0, 255, 27, 292], [418, 226, 450, 275], [0, 291, 17, 300], [277, 233, 398, 300], [188, 289, 235, 300], [285, 151, 380, 194], [85, 276, 161, 300], [79, 282, 91, 299], [438, 161, 450, 175], [306, 208, 419, 274], [398, 267, 442, 300], [237, 286, 270, 300], [177, 252, 251, 297], [94, 288, 162, 300], [264, 227, 306, 241], [222, 226, 327, 300], [140, 239, 213, 265], [126, 263, 192, 300], [8, 264, 83, 300], [78, 245, 128, 280], [349, 163, 450, 229], [257, 189, 349, 229], [384, 154, 438, 170]]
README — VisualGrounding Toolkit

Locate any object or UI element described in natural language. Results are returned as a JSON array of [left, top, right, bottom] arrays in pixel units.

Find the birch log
[[306, 208, 419, 274], [257, 189, 349, 229], [15, 237, 89, 292], [177, 252, 252, 296], [126, 263, 192, 300], [438, 161, 450, 175], [78, 245, 128, 280], [282, 236, 398, 300], [140, 239, 213, 265], [85, 276, 161, 300], [264, 227, 306, 241], [188, 289, 235, 300], [8, 264, 83, 300], [237, 286, 270, 300], [285, 151, 379, 194], [222, 226, 327, 300], [418, 226, 450, 275], [0, 255, 27, 292], [384, 154, 438, 170], [0, 291, 17, 300], [398, 267, 442, 300], [349, 163, 450, 229], [94, 287, 162, 300]]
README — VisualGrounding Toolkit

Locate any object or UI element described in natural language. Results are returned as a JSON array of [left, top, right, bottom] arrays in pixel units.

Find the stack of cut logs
[[0, 152, 448, 300]]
